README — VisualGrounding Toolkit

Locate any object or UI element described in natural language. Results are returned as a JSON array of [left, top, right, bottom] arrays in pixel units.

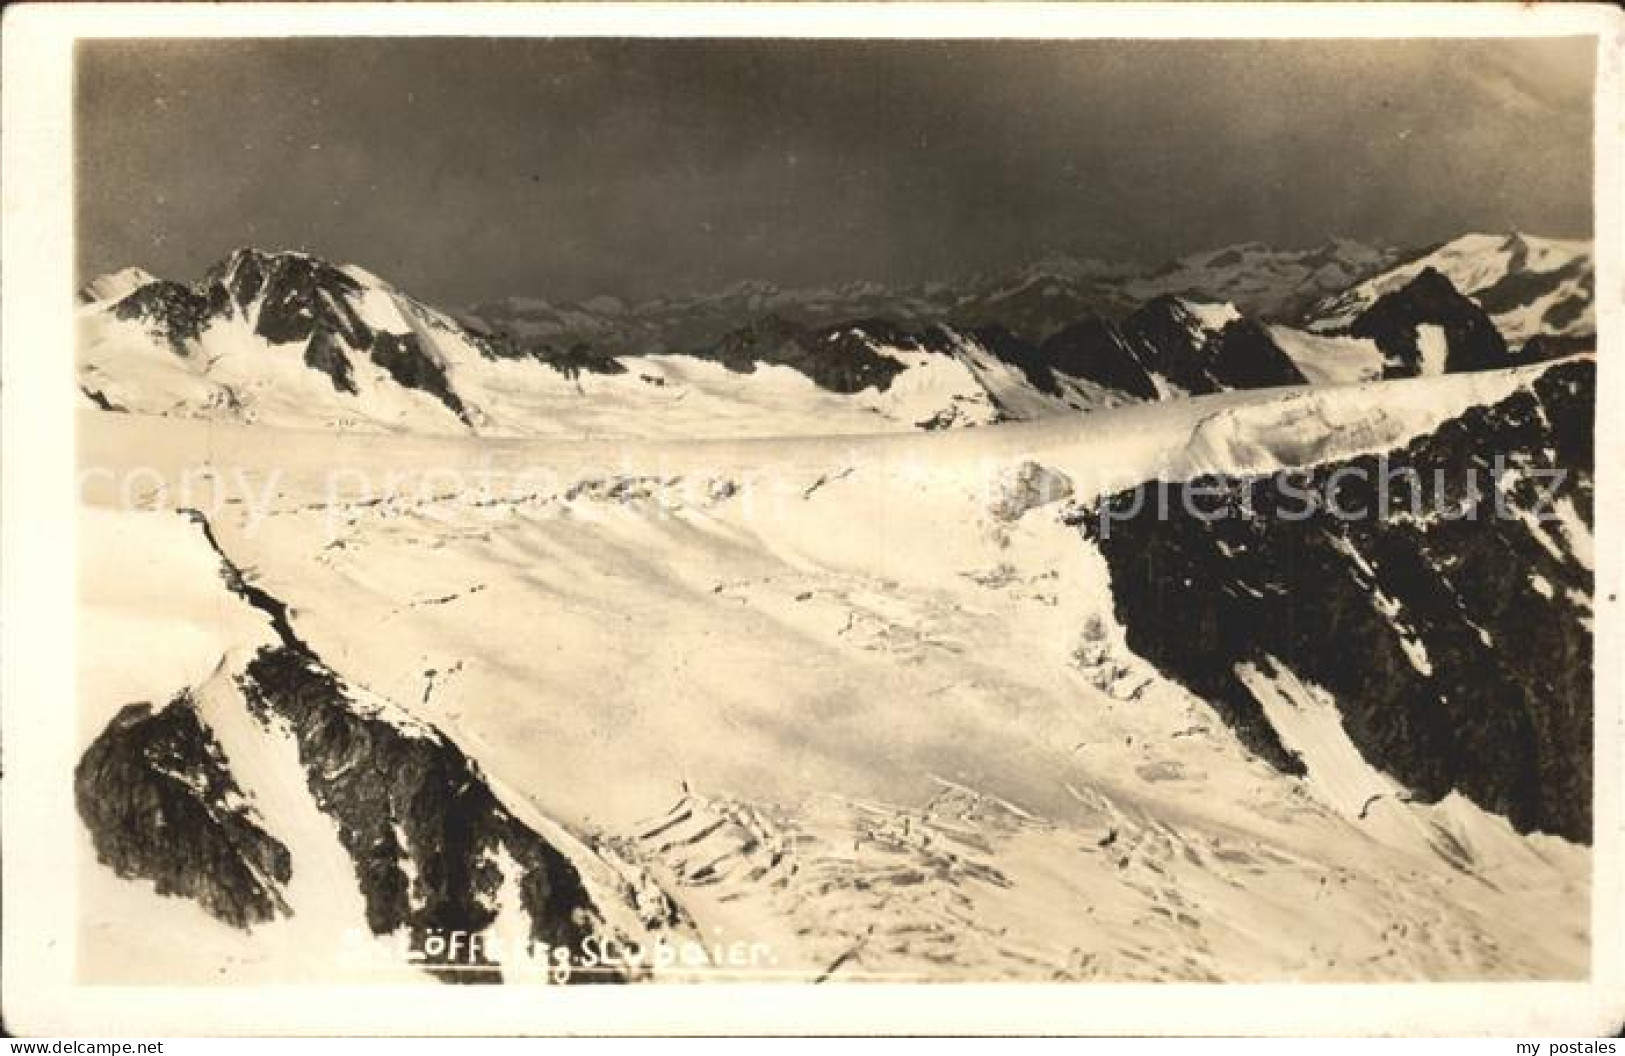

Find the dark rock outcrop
[[80, 386, 127, 412], [236, 645, 608, 980], [1123, 298, 1306, 395], [689, 303, 1303, 405], [448, 316, 631, 380], [948, 305, 1303, 404], [366, 332, 467, 422], [537, 342, 631, 379], [212, 250, 368, 347], [965, 323, 1059, 394], [1121, 296, 1222, 394], [1077, 359, 1594, 842], [76, 695, 293, 927], [1540, 294, 1590, 336]]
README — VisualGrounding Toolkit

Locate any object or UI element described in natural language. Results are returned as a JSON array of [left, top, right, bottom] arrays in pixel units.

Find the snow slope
[[77, 359, 1591, 983]]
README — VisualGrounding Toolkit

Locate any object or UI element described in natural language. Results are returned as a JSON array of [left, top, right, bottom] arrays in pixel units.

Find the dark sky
[[77, 36, 1596, 306]]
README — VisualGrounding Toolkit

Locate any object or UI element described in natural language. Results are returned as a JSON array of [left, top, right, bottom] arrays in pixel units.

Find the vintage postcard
[[2, 0, 1622, 1038]]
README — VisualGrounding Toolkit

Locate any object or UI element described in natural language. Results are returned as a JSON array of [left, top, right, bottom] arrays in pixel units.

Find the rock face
[[922, 300, 1306, 407], [194, 506, 614, 977], [1079, 359, 1594, 842], [577, 305, 1298, 406], [989, 461, 1075, 523], [302, 326, 360, 394], [79, 236, 1584, 438], [940, 300, 1306, 403], [1350, 268, 1511, 377], [76, 695, 293, 928], [466, 317, 629, 380]]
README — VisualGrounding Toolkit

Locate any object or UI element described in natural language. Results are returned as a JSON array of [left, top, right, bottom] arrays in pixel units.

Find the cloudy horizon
[[77, 36, 1596, 306]]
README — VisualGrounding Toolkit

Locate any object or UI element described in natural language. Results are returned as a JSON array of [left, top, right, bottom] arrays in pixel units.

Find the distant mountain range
[[1309, 232, 1594, 347], [76, 233, 1594, 439], [460, 238, 1404, 357], [72, 232, 1600, 984]]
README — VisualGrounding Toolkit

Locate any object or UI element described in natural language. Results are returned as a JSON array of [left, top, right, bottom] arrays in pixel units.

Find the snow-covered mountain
[[1308, 233, 1594, 350], [75, 254, 1074, 438]]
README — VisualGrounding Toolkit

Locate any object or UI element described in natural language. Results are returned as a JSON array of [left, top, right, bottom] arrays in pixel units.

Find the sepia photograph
[[3, 0, 1622, 1039]]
